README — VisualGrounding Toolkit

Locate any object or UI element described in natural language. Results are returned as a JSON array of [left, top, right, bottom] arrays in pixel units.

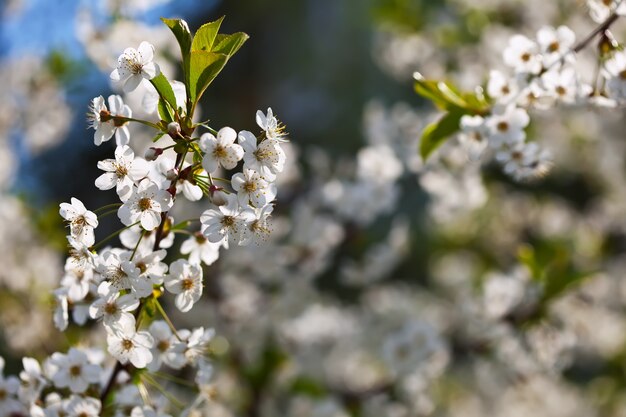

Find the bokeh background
[[3, 0, 626, 416]]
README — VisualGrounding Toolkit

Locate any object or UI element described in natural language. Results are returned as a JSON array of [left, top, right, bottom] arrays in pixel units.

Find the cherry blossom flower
[[180, 232, 222, 266], [199, 127, 244, 172], [200, 194, 255, 245], [503, 34, 542, 74], [537, 25, 576, 66], [458, 115, 489, 160], [239, 204, 274, 246], [89, 95, 132, 146], [59, 198, 98, 247], [110, 41, 160, 92], [231, 168, 275, 207], [118, 179, 173, 231], [238, 130, 286, 181], [106, 315, 154, 369], [256, 107, 287, 141], [65, 395, 101, 417], [164, 259, 203, 313], [89, 281, 139, 330], [46, 348, 101, 394], [95, 145, 150, 202], [486, 105, 529, 147]]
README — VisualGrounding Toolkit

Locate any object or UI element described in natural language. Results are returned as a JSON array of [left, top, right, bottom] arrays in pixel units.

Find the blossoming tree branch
[[0, 16, 287, 417], [415, 1, 626, 181]]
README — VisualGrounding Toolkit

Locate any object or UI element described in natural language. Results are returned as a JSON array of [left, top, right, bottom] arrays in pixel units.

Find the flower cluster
[[0, 20, 288, 416], [417, 4, 626, 181]]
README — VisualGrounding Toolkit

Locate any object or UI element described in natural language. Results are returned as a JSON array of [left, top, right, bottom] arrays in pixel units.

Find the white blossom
[[95, 145, 150, 202], [59, 198, 98, 247], [118, 179, 173, 231], [88, 95, 132, 146], [106, 315, 154, 369], [199, 127, 244, 173], [110, 41, 160, 92], [164, 259, 203, 313]]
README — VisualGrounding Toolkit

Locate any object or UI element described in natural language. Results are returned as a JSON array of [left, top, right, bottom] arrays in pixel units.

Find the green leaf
[[420, 110, 464, 160], [191, 16, 224, 52], [157, 98, 173, 123], [161, 18, 192, 99], [151, 132, 166, 143], [150, 73, 178, 112], [188, 51, 228, 105], [414, 73, 489, 113], [212, 32, 249, 56]]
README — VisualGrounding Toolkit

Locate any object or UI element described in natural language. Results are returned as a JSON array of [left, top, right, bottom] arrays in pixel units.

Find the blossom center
[[221, 215, 235, 227], [104, 302, 118, 315], [496, 121, 509, 132], [109, 266, 128, 287], [129, 61, 144, 75], [254, 147, 273, 162], [0, 388, 6, 400], [511, 151, 523, 161], [69, 365, 82, 377], [548, 41, 560, 53], [122, 339, 134, 351], [619, 69, 626, 80], [556, 86, 567, 96], [136, 261, 147, 274], [182, 278, 195, 290], [158, 340, 170, 352], [115, 164, 128, 178], [138, 197, 153, 211], [520, 52, 531, 62], [244, 181, 257, 192], [213, 145, 228, 159]]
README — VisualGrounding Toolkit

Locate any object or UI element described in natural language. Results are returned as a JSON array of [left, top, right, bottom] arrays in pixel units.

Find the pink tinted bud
[[145, 147, 163, 161], [209, 185, 227, 206], [165, 168, 179, 181]]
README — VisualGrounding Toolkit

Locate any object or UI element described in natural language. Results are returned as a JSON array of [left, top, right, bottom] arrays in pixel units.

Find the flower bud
[[168, 122, 181, 138], [165, 168, 179, 181], [145, 147, 163, 161], [209, 185, 227, 206]]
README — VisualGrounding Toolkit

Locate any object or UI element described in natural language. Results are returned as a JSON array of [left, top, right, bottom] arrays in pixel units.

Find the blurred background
[[3, 0, 626, 416]]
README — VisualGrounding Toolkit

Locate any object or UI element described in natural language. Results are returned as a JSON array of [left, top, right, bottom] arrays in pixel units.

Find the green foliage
[[161, 16, 249, 118], [414, 73, 489, 160], [161, 18, 192, 90], [419, 110, 466, 160], [150, 73, 178, 113], [191, 17, 225, 52], [518, 242, 596, 306]]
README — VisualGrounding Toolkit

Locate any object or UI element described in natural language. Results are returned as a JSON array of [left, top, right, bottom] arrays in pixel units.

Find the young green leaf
[[420, 110, 464, 160], [150, 73, 178, 112], [161, 18, 192, 101], [188, 51, 228, 106], [212, 32, 250, 56], [191, 16, 224, 52], [157, 98, 174, 123]]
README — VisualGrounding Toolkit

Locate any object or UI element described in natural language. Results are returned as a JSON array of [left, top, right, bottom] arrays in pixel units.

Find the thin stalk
[[91, 221, 140, 251], [114, 116, 162, 131], [96, 208, 120, 219], [154, 299, 182, 341], [142, 374, 186, 409], [130, 230, 145, 261], [93, 203, 122, 213]]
